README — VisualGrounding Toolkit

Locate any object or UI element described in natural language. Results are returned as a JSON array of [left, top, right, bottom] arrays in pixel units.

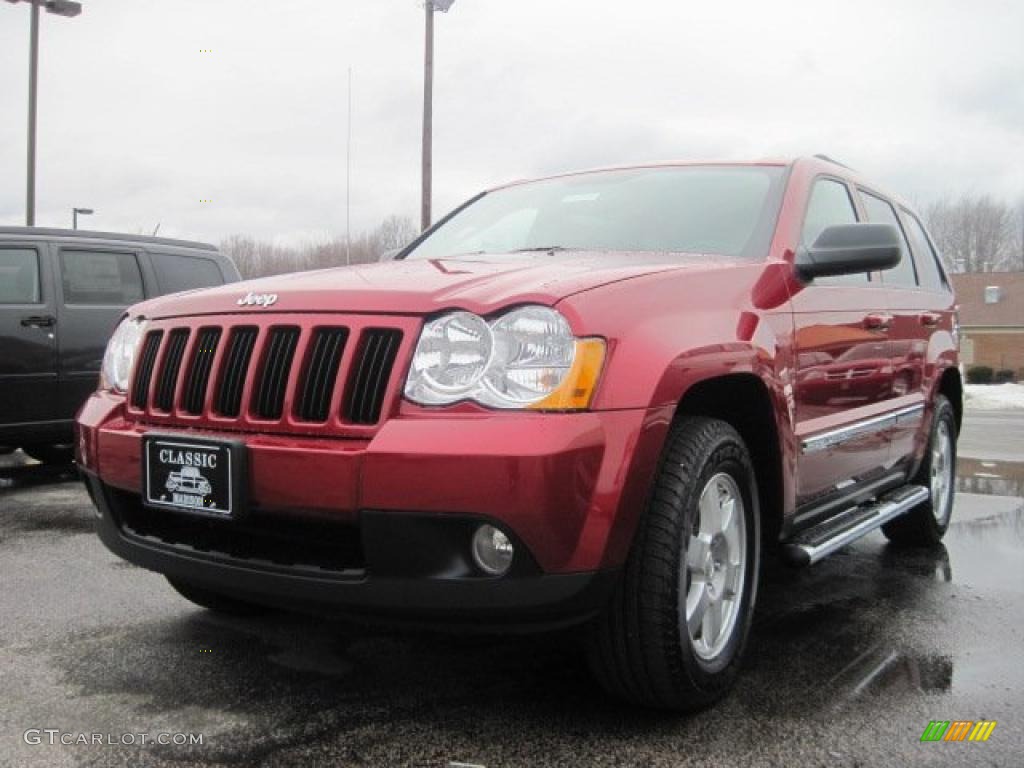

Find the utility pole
[[346, 66, 352, 265], [420, 0, 454, 233], [27, 0, 39, 226], [421, 3, 434, 232], [4, 0, 84, 226]]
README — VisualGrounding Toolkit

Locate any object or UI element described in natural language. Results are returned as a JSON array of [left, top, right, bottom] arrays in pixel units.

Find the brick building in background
[[950, 271, 1024, 379]]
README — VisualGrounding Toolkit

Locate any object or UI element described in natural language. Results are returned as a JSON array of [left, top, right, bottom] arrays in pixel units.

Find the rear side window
[[901, 210, 949, 292], [60, 250, 145, 305], [0, 248, 41, 303], [860, 191, 917, 288], [802, 178, 867, 285], [152, 254, 224, 294]]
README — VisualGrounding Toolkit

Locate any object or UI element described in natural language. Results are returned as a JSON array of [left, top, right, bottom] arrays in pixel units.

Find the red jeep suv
[[78, 156, 960, 711]]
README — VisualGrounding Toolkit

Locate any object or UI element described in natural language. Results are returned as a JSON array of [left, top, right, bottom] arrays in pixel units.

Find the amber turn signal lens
[[528, 338, 606, 411]]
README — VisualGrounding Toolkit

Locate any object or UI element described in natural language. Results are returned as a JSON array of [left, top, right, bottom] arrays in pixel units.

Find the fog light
[[471, 524, 514, 576]]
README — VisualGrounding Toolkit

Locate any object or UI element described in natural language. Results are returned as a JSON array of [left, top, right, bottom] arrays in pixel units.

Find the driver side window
[[802, 179, 868, 285]]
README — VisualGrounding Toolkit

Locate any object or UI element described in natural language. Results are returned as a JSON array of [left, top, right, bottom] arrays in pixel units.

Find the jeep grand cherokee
[[77, 156, 961, 711]]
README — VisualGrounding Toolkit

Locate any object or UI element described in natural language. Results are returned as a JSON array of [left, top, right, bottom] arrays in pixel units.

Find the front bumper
[[78, 393, 670, 625], [84, 468, 617, 628]]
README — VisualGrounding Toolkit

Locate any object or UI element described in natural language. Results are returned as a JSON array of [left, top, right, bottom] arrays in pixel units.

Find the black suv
[[0, 228, 239, 464]]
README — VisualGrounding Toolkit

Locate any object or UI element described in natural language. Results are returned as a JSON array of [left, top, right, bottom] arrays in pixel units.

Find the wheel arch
[[671, 373, 786, 545], [937, 366, 963, 434]]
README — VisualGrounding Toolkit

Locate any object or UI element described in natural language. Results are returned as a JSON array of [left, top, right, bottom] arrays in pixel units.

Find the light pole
[[72, 207, 93, 229], [346, 66, 352, 266], [421, 0, 455, 232], [4, 0, 83, 226]]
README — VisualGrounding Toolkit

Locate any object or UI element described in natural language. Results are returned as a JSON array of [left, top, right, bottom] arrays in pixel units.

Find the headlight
[[99, 317, 147, 393], [404, 306, 606, 410]]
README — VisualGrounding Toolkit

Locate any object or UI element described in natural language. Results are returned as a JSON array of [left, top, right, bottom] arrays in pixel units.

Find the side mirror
[[795, 223, 901, 281], [379, 248, 402, 263]]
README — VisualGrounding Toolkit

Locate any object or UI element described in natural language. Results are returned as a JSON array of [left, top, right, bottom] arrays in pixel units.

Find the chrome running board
[[783, 484, 930, 566]]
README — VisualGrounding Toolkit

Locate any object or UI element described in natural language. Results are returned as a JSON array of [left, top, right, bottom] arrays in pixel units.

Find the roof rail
[[0, 226, 217, 251], [813, 154, 854, 171]]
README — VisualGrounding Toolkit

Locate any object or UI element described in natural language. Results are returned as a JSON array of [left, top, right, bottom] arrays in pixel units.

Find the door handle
[[862, 313, 893, 331], [20, 314, 56, 328], [918, 312, 941, 328]]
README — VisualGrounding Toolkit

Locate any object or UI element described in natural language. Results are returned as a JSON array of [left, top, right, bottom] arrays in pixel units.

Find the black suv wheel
[[22, 443, 75, 465]]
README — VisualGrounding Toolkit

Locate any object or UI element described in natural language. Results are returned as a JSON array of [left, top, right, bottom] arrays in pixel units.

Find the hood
[[133, 251, 738, 319]]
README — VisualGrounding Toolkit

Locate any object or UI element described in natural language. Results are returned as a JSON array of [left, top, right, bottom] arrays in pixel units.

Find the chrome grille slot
[[215, 326, 258, 418], [345, 328, 402, 425], [182, 327, 222, 415], [253, 326, 300, 420], [131, 330, 163, 409], [295, 327, 348, 423], [154, 329, 190, 412]]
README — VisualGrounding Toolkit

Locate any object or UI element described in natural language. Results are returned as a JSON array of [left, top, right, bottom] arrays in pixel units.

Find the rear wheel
[[166, 577, 270, 616], [587, 417, 761, 711], [882, 394, 956, 546], [22, 443, 75, 465]]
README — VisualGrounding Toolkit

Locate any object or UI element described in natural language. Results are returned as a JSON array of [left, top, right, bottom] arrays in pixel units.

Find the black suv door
[[55, 246, 146, 417], [0, 242, 60, 431]]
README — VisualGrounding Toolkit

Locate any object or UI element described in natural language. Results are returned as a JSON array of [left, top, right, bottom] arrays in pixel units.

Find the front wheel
[[587, 417, 761, 711], [882, 394, 957, 546]]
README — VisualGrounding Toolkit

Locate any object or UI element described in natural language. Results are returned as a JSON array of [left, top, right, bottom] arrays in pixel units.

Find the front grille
[[127, 315, 408, 435], [155, 329, 190, 412], [253, 327, 300, 420], [113, 491, 364, 573], [346, 329, 402, 425]]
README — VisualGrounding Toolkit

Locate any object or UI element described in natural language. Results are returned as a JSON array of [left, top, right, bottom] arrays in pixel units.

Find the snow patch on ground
[[964, 383, 1024, 410]]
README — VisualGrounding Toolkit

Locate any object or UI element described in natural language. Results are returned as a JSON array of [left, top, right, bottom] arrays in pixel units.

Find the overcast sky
[[1, 0, 1021, 246]]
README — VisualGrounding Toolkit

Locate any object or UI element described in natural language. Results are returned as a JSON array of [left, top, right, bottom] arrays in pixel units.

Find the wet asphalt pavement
[[1, 413, 1023, 767]]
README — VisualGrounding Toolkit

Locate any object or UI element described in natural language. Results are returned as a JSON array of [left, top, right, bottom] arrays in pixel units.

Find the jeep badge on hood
[[237, 291, 278, 307]]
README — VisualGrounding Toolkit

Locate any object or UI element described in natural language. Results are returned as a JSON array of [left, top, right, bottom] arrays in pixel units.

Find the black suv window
[[60, 250, 144, 305], [901, 210, 949, 292], [153, 254, 224, 294], [802, 178, 867, 285], [860, 191, 916, 288], [0, 248, 41, 304]]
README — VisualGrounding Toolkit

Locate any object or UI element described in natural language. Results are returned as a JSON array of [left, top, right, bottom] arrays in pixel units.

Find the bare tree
[[221, 215, 418, 278], [375, 214, 420, 253], [1014, 200, 1024, 270], [925, 195, 1019, 272]]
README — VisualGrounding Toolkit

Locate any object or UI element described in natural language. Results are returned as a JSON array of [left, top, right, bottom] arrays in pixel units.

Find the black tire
[[586, 417, 761, 711], [882, 395, 957, 546], [22, 443, 75, 465], [166, 577, 270, 616]]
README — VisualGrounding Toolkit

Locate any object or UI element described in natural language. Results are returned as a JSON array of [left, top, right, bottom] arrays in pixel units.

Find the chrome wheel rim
[[930, 420, 953, 524], [683, 472, 747, 661]]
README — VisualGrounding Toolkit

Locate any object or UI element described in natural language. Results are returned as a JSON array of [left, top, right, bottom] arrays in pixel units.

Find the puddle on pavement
[[827, 645, 953, 702], [957, 456, 1024, 497]]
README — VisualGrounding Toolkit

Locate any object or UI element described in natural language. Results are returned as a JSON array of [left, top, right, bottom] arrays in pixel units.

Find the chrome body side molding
[[801, 403, 925, 454]]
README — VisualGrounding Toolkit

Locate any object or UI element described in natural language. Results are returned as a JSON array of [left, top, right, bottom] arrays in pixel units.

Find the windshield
[[404, 165, 787, 260]]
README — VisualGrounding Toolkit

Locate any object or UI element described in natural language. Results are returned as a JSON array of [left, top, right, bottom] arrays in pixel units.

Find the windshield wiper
[[511, 245, 570, 253]]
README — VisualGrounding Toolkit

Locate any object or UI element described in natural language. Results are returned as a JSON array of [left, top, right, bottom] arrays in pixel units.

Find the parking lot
[[1, 411, 1022, 768]]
